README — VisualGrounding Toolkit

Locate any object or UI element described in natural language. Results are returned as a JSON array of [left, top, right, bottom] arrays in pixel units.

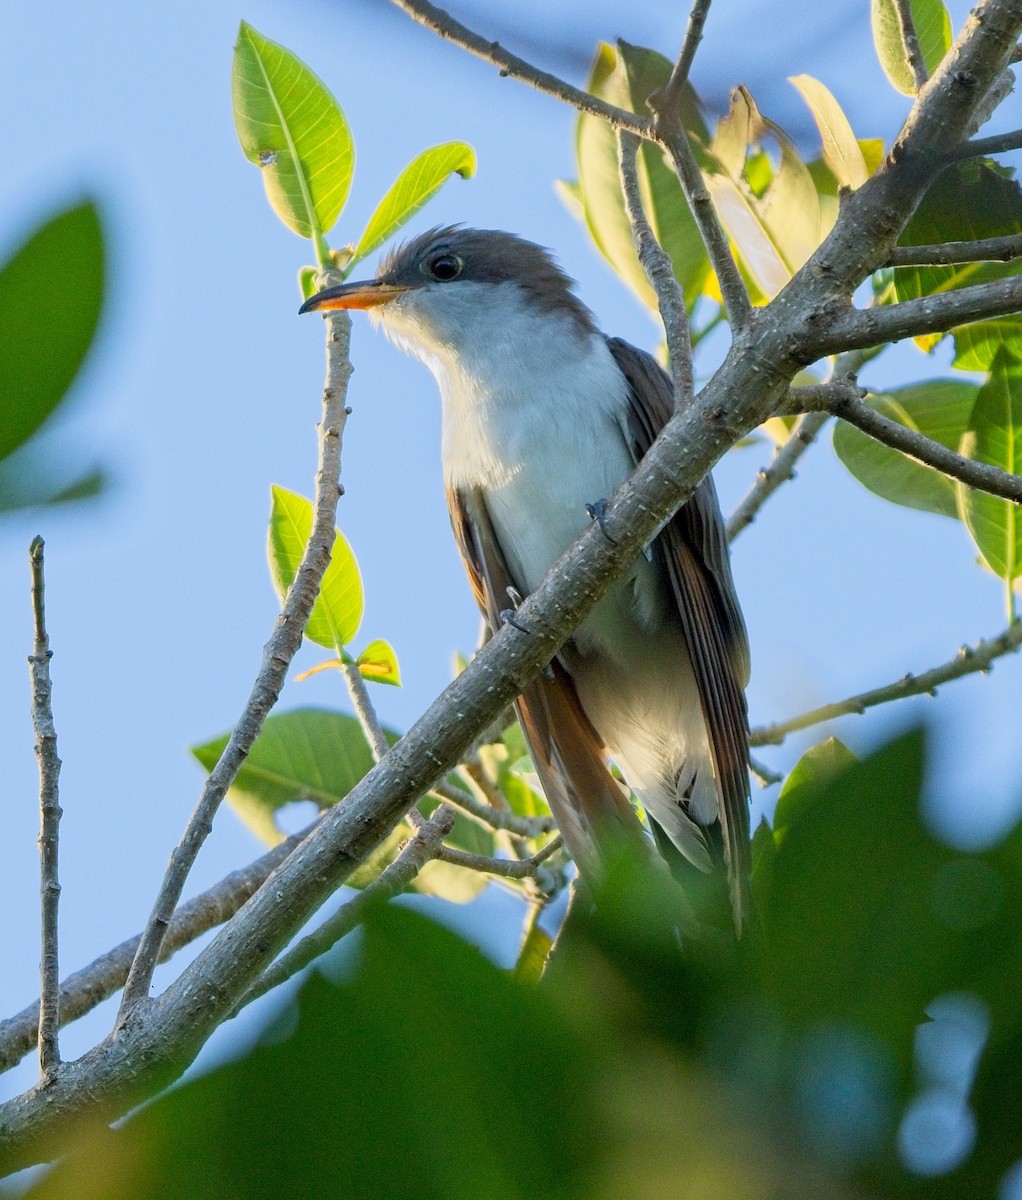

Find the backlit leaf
[[871, 0, 953, 94]]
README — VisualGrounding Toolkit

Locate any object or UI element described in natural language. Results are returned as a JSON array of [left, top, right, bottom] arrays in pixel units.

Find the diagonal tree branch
[[892, 0, 930, 91], [617, 128, 693, 403], [751, 618, 1022, 746], [953, 127, 1022, 159], [387, 0, 649, 135], [800, 382, 1022, 503], [817, 273, 1022, 354], [886, 232, 1022, 266], [656, 0, 713, 113], [117, 304, 353, 1017]]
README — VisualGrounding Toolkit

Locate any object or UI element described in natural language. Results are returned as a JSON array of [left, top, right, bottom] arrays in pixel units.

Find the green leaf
[[760, 730, 956, 1082], [702, 86, 821, 299], [773, 737, 858, 841], [894, 163, 1022, 361], [833, 380, 979, 518], [871, 0, 953, 94], [356, 638, 401, 687], [267, 485, 364, 650], [0, 201, 104, 463], [957, 351, 1022, 584], [568, 41, 710, 312], [789, 75, 869, 190], [349, 143, 476, 272], [232, 21, 354, 245], [191, 707, 387, 847]]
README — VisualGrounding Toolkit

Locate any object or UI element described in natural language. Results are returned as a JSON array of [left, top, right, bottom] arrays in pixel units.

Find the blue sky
[[1, 0, 1017, 1113]]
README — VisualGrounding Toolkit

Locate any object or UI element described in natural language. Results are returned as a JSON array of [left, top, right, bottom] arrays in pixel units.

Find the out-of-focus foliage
[[0, 201, 108, 513], [28, 731, 1022, 1199]]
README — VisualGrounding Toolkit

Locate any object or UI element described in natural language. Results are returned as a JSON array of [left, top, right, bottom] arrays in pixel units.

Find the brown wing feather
[[446, 485, 643, 878], [606, 337, 752, 929]]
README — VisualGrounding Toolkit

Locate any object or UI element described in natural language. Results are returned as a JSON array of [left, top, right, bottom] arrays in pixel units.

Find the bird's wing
[[606, 336, 752, 929], [446, 484, 644, 878]]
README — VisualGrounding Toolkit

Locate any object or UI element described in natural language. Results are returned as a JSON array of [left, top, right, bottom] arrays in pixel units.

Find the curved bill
[[299, 280, 409, 315]]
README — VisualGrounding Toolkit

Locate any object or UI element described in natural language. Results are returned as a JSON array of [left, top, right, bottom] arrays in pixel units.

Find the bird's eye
[[426, 252, 463, 282]]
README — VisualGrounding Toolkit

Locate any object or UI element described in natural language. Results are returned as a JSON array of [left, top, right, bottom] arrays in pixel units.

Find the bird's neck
[[379, 286, 624, 490]]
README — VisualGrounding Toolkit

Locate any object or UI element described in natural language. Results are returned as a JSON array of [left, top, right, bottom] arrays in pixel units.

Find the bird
[[301, 227, 752, 931]]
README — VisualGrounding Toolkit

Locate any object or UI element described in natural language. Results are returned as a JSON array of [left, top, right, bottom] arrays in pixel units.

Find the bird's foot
[[585, 499, 617, 545], [499, 587, 554, 680]]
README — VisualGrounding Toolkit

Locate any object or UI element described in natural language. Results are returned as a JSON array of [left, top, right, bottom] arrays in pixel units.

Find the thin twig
[[617, 129, 694, 404], [438, 834, 564, 884], [28, 538, 62, 1075], [657, 0, 713, 113], [117, 304, 353, 1018], [748, 753, 782, 787], [893, 0, 930, 91], [387, 0, 648, 136], [0, 823, 318, 1076], [751, 619, 1022, 746], [951, 127, 1022, 159], [429, 778, 556, 838], [341, 662, 390, 761], [232, 805, 456, 1017], [887, 232, 1022, 266], [818, 272, 1022, 354], [727, 412, 830, 541], [802, 383, 1022, 504], [652, 122, 753, 331]]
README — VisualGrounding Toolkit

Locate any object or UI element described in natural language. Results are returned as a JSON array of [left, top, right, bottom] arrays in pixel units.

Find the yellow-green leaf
[[232, 22, 353, 243], [789, 75, 869, 190], [357, 639, 402, 687], [957, 352, 1022, 585], [871, 0, 953, 95], [267, 485, 364, 650], [349, 143, 476, 272]]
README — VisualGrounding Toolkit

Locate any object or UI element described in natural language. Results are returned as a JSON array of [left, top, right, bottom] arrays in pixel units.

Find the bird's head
[[299, 227, 597, 363]]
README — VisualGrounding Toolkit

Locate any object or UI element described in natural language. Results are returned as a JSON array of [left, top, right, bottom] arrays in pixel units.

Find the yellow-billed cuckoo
[[301, 227, 751, 929]]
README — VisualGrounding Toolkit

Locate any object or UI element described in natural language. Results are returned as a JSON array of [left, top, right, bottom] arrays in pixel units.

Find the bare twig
[[617, 129, 694, 403], [727, 412, 830, 541], [438, 834, 564, 885], [652, 121, 753, 331], [341, 662, 390, 761], [818, 273, 1022, 354], [657, 0, 713, 113], [0, 824, 319, 1077], [429, 778, 556, 838], [118, 305, 353, 1018], [951, 127, 1022, 159], [748, 753, 782, 787], [801, 383, 1022, 504], [751, 619, 1022, 746], [886, 232, 1022, 266], [233, 805, 456, 1016], [28, 538, 62, 1075], [893, 0, 930, 91], [387, 0, 648, 135]]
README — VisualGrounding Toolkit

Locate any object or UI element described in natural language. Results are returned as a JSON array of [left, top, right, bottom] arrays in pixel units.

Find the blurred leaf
[[515, 912, 554, 984], [0, 443, 107, 514], [356, 638, 401, 686], [191, 707, 388, 847], [871, 0, 953, 94], [267, 484, 364, 649], [760, 729, 960, 1083], [789, 75, 869, 190], [702, 86, 822, 299], [569, 41, 709, 312], [833, 380, 979, 518], [0, 201, 104, 463], [232, 21, 353, 242], [773, 737, 857, 842], [31, 906, 596, 1200], [957, 350, 1022, 584], [349, 142, 476, 271]]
